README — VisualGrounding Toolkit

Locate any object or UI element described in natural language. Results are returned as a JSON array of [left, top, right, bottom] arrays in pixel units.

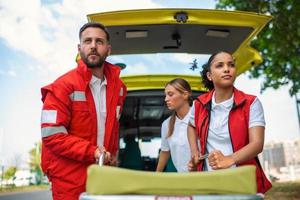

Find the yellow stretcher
[[80, 164, 263, 200]]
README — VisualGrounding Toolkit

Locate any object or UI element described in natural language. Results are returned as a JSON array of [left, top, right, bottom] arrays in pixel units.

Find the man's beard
[[80, 51, 107, 69]]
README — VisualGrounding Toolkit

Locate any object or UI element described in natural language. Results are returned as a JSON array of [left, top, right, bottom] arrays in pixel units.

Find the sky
[[0, 0, 299, 167]]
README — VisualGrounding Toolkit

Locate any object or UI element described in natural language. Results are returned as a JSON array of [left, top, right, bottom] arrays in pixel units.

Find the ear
[[182, 91, 189, 100], [107, 44, 112, 56], [206, 71, 212, 81], [77, 44, 81, 53]]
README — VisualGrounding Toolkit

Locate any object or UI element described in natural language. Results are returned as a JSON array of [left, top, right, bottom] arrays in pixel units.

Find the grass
[[265, 182, 300, 200], [0, 184, 50, 194]]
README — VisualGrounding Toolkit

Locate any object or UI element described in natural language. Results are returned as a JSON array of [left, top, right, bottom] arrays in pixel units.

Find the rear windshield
[[107, 53, 210, 76]]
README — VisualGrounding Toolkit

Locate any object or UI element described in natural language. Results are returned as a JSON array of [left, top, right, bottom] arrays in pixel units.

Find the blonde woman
[[156, 78, 192, 172]]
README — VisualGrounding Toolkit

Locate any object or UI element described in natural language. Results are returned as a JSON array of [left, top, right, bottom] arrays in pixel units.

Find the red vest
[[194, 88, 272, 193]]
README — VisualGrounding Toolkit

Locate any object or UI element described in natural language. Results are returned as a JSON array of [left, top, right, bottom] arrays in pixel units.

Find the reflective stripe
[[119, 87, 123, 96], [41, 126, 67, 138], [69, 91, 86, 101], [41, 110, 57, 124], [116, 105, 121, 120]]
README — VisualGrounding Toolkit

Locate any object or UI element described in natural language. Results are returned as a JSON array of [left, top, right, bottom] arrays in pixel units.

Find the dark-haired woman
[[156, 78, 193, 172], [187, 52, 272, 193]]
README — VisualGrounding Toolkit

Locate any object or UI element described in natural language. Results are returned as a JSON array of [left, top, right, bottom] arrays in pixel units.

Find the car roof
[[88, 9, 271, 75]]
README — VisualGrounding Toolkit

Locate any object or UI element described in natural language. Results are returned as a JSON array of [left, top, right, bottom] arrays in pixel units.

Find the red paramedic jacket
[[194, 88, 272, 193], [40, 59, 127, 194]]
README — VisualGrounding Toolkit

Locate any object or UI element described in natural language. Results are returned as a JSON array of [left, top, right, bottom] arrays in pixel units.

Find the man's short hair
[[79, 22, 110, 42]]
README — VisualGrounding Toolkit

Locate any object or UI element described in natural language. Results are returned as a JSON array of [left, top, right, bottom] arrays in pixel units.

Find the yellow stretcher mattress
[[86, 165, 256, 195]]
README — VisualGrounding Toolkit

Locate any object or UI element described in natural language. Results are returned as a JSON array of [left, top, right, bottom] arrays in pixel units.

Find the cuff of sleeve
[[111, 148, 118, 157], [160, 148, 170, 152], [249, 122, 265, 128], [88, 145, 98, 163], [189, 121, 195, 127]]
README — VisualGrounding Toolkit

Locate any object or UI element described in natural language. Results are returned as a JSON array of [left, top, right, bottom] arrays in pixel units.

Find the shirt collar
[[175, 108, 191, 124], [211, 92, 234, 110], [90, 75, 107, 86]]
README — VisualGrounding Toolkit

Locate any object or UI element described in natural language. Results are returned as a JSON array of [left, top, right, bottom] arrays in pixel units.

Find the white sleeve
[[189, 101, 196, 127], [249, 97, 266, 128], [160, 118, 170, 151]]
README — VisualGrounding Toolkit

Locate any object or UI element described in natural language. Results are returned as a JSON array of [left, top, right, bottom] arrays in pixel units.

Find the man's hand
[[208, 150, 235, 170], [109, 155, 118, 166], [102, 151, 111, 165], [94, 146, 111, 165]]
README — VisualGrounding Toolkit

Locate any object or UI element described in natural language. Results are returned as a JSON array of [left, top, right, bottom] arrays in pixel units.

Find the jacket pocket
[[70, 102, 93, 138], [71, 102, 89, 111]]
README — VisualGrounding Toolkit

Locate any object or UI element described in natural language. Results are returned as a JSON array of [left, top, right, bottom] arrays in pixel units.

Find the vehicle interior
[[87, 9, 272, 171], [118, 89, 204, 171]]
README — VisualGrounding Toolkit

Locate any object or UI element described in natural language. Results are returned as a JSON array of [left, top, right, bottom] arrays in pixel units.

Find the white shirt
[[89, 75, 107, 147], [161, 109, 191, 172], [189, 92, 265, 171]]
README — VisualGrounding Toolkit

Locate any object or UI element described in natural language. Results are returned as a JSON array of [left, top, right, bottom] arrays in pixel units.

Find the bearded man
[[40, 22, 127, 200]]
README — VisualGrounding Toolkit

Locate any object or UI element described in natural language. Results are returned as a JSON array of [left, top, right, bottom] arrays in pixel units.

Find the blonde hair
[[165, 78, 192, 138]]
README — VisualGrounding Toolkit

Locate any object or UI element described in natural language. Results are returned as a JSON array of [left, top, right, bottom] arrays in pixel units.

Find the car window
[[108, 53, 210, 76]]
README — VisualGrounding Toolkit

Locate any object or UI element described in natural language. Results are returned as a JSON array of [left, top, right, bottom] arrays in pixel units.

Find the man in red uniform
[[40, 22, 127, 200]]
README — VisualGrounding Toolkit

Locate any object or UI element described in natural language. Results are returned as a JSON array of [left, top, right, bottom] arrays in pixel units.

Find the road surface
[[0, 190, 52, 200]]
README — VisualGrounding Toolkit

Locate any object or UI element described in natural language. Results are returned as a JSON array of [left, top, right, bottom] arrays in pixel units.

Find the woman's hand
[[188, 159, 197, 171], [208, 150, 235, 170], [188, 153, 199, 171]]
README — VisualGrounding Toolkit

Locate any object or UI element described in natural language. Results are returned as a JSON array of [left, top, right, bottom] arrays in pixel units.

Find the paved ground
[[0, 190, 52, 200]]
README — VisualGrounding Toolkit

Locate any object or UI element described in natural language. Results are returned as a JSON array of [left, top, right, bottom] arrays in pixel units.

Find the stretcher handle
[[198, 154, 209, 161], [98, 151, 106, 166]]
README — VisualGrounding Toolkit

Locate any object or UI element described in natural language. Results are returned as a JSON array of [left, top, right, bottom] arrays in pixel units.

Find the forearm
[[208, 127, 265, 170], [231, 141, 263, 165], [156, 151, 170, 172], [231, 126, 265, 165], [43, 133, 98, 163], [187, 124, 199, 156]]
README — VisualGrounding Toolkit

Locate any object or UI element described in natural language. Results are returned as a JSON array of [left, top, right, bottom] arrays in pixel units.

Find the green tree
[[3, 166, 17, 183], [216, 0, 300, 95], [28, 142, 43, 185]]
